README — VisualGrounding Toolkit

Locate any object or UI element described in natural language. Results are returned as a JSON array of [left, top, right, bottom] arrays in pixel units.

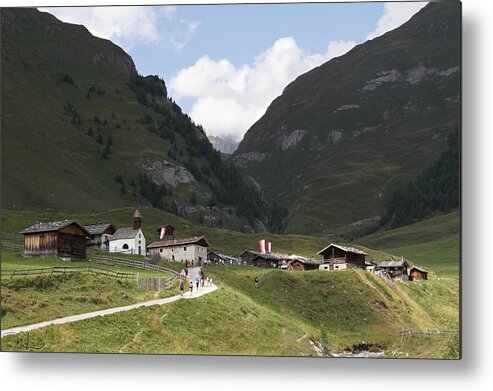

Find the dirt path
[[1, 281, 217, 338]]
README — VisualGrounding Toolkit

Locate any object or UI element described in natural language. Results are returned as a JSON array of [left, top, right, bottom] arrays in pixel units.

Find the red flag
[[259, 239, 266, 254], [267, 242, 272, 253], [160, 227, 166, 239]]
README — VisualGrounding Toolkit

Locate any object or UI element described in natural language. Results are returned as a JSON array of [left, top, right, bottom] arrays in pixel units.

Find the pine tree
[[190, 192, 198, 205]]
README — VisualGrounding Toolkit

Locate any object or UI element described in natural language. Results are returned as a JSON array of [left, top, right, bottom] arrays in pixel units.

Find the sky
[[41, 1, 427, 141]]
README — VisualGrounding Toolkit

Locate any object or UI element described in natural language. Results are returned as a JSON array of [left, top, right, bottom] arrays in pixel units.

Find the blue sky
[[43, 2, 427, 140], [129, 3, 383, 79]]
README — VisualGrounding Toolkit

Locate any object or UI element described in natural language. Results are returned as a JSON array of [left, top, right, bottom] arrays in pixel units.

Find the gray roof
[[83, 223, 114, 235], [409, 266, 428, 273], [241, 250, 289, 261], [289, 255, 321, 265], [317, 243, 368, 256], [208, 251, 241, 263], [109, 227, 140, 241], [377, 259, 409, 268], [133, 209, 142, 218], [19, 220, 88, 235]]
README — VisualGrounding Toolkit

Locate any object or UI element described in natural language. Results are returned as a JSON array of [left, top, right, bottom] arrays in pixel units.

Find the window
[[160, 249, 163, 253], [122, 244, 129, 250], [139, 234, 141, 238], [184, 247, 187, 251], [139, 240, 141, 244]]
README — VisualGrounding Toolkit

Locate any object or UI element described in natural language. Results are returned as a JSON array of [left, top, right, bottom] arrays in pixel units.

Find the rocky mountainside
[[208, 135, 239, 155], [233, 2, 460, 235], [1, 8, 264, 232]]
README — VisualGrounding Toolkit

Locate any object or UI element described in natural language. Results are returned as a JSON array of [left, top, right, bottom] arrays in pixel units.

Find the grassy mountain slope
[[1, 267, 459, 357], [1, 8, 262, 231], [233, 2, 460, 235], [358, 211, 460, 277]]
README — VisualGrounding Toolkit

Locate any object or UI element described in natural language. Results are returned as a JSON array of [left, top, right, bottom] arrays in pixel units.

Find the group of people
[[179, 266, 213, 296]]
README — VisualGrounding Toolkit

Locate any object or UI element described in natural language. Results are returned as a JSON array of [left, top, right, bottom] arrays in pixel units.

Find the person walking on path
[[189, 281, 194, 296], [179, 280, 184, 296], [255, 276, 259, 289], [195, 274, 200, 290]]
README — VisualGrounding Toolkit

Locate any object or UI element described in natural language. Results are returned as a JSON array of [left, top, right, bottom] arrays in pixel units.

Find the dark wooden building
[[20, 220, 90, 260], [239, 250, 289, 268], [408, 266, 428, 281], [286, 256, 320, 271], [207, 251, 242, 265], [83, 222, 116, 251], [317, 243, 367, 266], [376, 259, 410, 279]]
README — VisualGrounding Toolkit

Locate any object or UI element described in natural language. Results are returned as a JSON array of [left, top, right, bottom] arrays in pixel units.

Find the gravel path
[[1, 268, 216, 338]]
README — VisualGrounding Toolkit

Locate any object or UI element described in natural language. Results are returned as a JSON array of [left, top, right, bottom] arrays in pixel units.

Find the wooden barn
[[408, 266, 428, 281], [239, 250, 289, 268], [83, 222, 116, 251], [317, 243, 367, 267], [286, 256, 320, 271], [19, 220, 90, 260], [376, 259, 410, 279], [207, 251, 242, 265], [239, 250, 262, 265]]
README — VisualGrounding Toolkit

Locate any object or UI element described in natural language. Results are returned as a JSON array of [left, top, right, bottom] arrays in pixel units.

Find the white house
[[108, 209, 146, 256], [147, 236, 209, 265]]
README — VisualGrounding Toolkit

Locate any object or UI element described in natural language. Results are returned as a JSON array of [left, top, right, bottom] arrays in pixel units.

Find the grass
[[385, 334, 460, 359], [1, 288, 319, 356], [357, 211, 460, 278], [1, 249, 174, 279], [386, 235, 460, 278], [1, 272, 179, 329], [1, 267, 459, 358]]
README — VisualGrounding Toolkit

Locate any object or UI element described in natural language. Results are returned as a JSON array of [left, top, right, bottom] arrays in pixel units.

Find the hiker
[[179, 280, 184, 296], [255, 276, 259, 289], [189, 281, 193, 295], [200, 268, 205, 287], [184, 267, 188, 277], [195, 274, 200, 289], [206, 276, 210, 287], [209, 277, 213, 287]]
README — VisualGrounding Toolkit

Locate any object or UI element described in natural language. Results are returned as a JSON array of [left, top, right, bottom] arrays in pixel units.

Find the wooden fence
[[1, 246, 182, 291], [0, 265, 136, 280], [399, 329, 459, 338], [1, 242, 24, 252], [88, 255, 180, 277]]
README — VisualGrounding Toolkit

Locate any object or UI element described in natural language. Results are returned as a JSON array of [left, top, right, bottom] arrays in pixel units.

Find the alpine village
[[0, 3, 460, 359]]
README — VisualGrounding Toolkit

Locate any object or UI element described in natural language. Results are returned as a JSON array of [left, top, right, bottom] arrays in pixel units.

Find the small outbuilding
[[20, 220, 90, 260], [287, 255, 320, 271], [376, 259, 410, 279], [408, 266, 428, 281], [83, 222, 116, 251], [207, 251, 242, 265], [317, 243, 367, 267]]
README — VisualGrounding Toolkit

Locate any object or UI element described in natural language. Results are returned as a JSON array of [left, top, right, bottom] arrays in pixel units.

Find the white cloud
[[169, 37, 356, 140], [40, 6, 197, 51], [366, 2, 428, 40]]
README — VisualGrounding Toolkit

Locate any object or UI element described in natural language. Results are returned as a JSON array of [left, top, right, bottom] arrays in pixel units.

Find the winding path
[[1, 267, 216, 337]]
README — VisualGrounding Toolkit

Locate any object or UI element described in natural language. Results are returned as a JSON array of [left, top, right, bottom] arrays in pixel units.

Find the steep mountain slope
[[233, 2, 460, 235], [1, 8, 263, 231]]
